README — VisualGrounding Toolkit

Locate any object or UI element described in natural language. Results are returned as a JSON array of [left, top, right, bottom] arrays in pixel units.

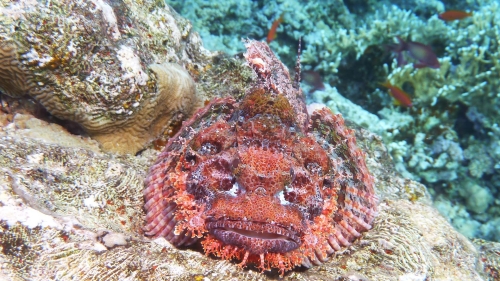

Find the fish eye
[[225, 180, 240, 196], [185, 150, 197, 164], [282, 185, 298, 204]]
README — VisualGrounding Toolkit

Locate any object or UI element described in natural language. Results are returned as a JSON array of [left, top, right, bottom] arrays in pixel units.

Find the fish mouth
[[206, 220, 301, 255]]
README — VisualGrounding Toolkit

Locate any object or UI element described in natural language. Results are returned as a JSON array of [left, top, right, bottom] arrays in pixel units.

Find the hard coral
[[0, 0, 207, 154], [0, 41, 30, 98], [144, 40, 377, 275], [92, 63, 198, 153]]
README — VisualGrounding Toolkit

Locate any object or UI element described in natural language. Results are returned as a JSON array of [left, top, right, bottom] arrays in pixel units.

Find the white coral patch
[[83, 195, 100, 209], [27, 153, 44, 164], [22, 48, 40, 63], [0, 0, 38, 21], [92, 242, 108, 252], [67, 40, 77, 55], [152, 237, 174, 248], [0, 205, 61, 229], [102, 232, 128, 248], [38, 54, 54, 67], [22, 48, 54, 67], [90, 0, 121, 40], [117, 45, 149, 86]]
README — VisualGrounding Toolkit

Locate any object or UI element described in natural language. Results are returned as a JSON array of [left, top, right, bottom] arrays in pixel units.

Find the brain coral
[[0, 0, 208, 154], [144, 39, 378, 274]]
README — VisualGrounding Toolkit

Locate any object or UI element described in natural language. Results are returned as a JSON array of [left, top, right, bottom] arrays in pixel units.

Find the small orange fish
[[380, 81, 413, 107], [266, 14, 284, 43], [438, 10, 473, 21]]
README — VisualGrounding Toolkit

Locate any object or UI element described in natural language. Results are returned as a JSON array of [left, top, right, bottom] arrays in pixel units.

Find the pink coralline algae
[[144, 39, 377, 274]]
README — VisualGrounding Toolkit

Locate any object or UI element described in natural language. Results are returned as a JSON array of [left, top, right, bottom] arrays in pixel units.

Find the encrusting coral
[[0, 0, 208, 154]]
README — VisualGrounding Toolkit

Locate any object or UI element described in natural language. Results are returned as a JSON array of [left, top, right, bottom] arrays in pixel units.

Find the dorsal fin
[[293, 37, 302, 90]]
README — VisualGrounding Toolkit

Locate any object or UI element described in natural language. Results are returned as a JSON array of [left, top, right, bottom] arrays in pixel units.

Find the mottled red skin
[[144, 40, 377, 275]]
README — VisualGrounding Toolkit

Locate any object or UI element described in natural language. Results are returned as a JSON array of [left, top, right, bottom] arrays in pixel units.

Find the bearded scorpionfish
[[144, 39, 377, 274]]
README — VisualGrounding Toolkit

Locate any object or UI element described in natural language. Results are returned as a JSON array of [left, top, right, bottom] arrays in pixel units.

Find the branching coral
[[357, 2, 500, 241]]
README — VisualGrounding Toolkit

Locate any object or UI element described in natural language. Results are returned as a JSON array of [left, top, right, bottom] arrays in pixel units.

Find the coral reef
[[358, 1, 500, 241], [165, 1, 261, 55], [0, 0, 209, 154], [1, 0, 500, 279]]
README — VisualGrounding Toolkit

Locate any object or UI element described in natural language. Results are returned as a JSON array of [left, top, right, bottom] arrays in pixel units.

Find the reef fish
[[302, 70, 326, 93], [389, 37, 440, 69], [438, 10, 473, 21], [380, 81, 413, 107], [266, 14, 283, 43], [144, 39, 377, 275]]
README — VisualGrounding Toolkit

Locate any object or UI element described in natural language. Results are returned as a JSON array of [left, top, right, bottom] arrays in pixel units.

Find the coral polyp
[[144, 39, 377, 274]]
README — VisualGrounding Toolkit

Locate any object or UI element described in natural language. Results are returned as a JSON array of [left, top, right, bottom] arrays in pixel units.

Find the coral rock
[[144, 40, 377, 274], [0, 41, 30, 98], [0, 0, 208, 154], [92, 63, 197, 153]]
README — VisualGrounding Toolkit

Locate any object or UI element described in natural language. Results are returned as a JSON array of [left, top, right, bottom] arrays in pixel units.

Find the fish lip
[[206, 219, 302, 254]]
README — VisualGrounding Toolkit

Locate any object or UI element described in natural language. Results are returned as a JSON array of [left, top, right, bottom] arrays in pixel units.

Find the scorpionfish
[[144, 39, 377, 274]]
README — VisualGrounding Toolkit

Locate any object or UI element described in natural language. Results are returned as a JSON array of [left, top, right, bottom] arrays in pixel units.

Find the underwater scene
[[0, 0, 499, 279], [165, 0, 500, 242]]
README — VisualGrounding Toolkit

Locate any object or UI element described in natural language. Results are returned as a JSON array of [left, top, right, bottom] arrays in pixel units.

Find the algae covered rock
[[0, 0, 208, 154]]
